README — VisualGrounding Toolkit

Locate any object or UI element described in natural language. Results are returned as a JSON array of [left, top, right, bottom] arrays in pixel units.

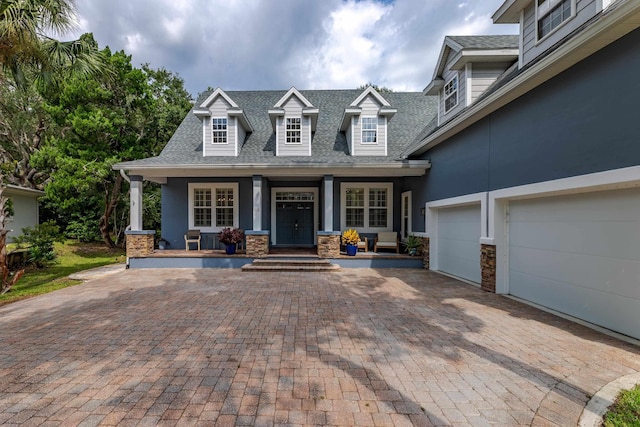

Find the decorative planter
[[408, 248, 417, 256], [346, 244, 357, 256], [225, 244, 237, 255]]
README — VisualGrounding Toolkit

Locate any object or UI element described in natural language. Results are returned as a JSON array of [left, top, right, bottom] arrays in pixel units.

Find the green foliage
[[0, 241, 125, 305], [604, 384, 640, 426], [65, 218, 102, 242], [33, 46, 192, 246], [357, 83, 394, 93], [13, 220, 64, 267]]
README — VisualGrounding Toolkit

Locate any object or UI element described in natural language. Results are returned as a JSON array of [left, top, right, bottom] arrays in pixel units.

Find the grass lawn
[[604, 384, 640, 426], [1, 241, 125, 306]]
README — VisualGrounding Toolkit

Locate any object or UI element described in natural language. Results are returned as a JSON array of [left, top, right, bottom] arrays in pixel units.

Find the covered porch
[[121, 163, 431, 268]]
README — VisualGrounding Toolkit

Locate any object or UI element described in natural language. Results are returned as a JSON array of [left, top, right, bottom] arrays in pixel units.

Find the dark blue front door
[[276, 202, 314, 246]]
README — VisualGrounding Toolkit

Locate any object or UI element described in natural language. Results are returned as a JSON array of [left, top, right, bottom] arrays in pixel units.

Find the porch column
[[323, 175, 334, 231], [130, 175, 143, 231], [252, 175, 262, 231]]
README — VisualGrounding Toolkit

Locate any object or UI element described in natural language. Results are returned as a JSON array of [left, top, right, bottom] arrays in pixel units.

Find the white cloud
[[70, 0, 517, 95]]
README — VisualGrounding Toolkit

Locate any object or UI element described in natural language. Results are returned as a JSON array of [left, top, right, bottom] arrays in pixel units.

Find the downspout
[[120, 169, 131, 269]]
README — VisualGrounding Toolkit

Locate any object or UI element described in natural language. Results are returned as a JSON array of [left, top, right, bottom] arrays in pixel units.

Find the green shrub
[[65, 219, 101, 242], [14, 221, 65, 268]]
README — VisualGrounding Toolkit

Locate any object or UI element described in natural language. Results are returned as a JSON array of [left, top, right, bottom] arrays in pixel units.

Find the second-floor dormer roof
[[424, 35, 519, 95]]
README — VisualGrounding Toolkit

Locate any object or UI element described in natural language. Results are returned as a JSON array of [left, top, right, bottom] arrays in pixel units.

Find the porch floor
[[147, 248, 419, 260]]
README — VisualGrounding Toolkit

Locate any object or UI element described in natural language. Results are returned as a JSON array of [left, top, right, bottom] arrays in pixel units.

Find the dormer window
[[537, 0, 572, 40], [444, 75, 458, 113], [361, 117, 378, 144], [212, 118, 228, 144], [285, 117, 301, 144]]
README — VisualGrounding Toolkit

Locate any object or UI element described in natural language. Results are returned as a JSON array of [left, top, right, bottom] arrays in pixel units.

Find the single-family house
[[115, 0, 640, 340], [3, 185, 44, 242]]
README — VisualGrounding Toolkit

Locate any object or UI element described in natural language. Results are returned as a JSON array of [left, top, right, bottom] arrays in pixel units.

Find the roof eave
[[449, 49, 519, 69], [492, 0, 529, 23]]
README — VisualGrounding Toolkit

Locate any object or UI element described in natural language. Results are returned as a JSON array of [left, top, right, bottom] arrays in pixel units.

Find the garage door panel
[[510, 221, 640, 259], [509, 187, 640, 340], [437, 204, 481, 283], [509, 190, 640, 222], [510, 269, 640, 339], [510, 245, 640, 299]]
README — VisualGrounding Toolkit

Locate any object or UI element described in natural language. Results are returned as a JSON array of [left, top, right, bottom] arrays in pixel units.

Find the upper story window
[[361, 117, 378, 144], [444, 75, 458, 113], [537, 0, 572, 39], [212, 118, 227, 144], [285, 117, 301, 144]]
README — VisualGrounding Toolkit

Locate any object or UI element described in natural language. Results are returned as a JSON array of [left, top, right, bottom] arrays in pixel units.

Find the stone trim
[[421, 236, 430, 270], [317, 233, 340, 258], [246, 232, 269, 258], [480, 244, 497, 292], [125, 231, 155, 258]]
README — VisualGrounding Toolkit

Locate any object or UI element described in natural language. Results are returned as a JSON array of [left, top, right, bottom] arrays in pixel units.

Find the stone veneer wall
[[480, 244, 497, 292], [317, 234, 340, 258], [126, 233, 155, 258], [421, 237, 430, 270], [246, 233, 269, 258]]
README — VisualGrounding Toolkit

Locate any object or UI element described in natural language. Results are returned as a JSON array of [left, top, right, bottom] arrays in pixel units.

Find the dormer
[[423, 35, 518, 125], [339, 86, 397, 156], [193, 88, 253, 157], [268, 87, 318, 157], [493, 0, 614, 68]]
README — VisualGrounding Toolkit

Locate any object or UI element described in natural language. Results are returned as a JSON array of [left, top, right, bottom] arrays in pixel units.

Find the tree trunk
[[99, 174, 124, 248], [0, 185, 24, 294]]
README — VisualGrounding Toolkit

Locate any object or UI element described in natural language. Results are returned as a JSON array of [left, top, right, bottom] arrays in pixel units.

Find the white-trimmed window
[[537, 0, 572, 40], [212, 118, 227, 144], [361, 117, 377, 144], [286, 117, 301, 144], [341, 183, 393, 232], [188, 183, 239, 232], [444, 75, 458, 113]]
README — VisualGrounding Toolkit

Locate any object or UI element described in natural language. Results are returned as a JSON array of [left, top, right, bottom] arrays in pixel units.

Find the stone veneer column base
[[480, 244, 497, 293], [125, 230, 155, 258], [317, 232, 341, 258], [246, 231, 269, 258], [421, 237, 430, 270]]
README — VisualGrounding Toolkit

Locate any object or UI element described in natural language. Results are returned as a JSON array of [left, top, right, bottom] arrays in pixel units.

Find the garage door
[[509, 187, 640, 340], [437, 204, 481, 283]]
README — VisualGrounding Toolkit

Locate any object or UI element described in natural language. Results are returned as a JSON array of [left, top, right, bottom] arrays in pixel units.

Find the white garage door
[[509, 187, 640, 340], [437, 204, 481, 283]]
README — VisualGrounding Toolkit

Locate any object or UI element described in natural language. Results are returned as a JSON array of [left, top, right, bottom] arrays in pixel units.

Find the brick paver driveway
[[1, 268, 639, 426]]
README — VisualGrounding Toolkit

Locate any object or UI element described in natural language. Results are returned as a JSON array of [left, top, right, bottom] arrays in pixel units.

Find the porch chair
[[357, 236, 368, 252], [374, 231, 399, 253], [184, 229, 201, 251]]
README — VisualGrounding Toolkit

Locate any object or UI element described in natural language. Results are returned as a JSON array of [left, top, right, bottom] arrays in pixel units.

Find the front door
[[276, 202, 314, 246]]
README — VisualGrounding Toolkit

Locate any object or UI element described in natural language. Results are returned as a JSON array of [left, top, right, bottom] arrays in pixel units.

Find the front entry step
[[242, 259, 340, 272]]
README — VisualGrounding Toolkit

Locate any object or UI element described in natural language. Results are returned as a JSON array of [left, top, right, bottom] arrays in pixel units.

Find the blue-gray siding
[[410, 27, 640, 204], [161, 177, 253, 249]]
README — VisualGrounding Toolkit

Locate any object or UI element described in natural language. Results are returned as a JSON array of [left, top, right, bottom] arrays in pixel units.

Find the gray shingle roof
[[116, 90, 437, 169], [447, 35, 519, 50]]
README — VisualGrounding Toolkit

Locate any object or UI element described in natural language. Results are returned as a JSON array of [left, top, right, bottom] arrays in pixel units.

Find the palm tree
[[0, 0, 105, 88]]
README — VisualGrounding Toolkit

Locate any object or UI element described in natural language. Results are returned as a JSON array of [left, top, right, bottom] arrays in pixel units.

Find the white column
[[252, 175, 262, 231], [324, 175, 334, 231], [130, 175, 143, 231]]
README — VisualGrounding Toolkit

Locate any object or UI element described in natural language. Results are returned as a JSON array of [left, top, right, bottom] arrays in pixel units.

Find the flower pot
[[346, 244, 357, 256], [225, 244, 236, 255], [408, 248, 417, 256]]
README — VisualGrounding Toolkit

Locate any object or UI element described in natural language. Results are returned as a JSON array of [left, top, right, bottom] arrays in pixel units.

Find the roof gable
[[199, 87, 239, 109]]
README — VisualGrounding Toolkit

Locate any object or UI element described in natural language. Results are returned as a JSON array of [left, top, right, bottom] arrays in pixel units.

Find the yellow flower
[[342, 229, 360, 245]]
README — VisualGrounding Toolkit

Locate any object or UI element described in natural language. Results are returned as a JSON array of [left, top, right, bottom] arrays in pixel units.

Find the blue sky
[[71, 0, 517, 96]]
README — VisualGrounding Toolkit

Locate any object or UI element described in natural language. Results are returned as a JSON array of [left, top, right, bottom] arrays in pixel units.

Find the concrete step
[[242, 259, 340, 271]]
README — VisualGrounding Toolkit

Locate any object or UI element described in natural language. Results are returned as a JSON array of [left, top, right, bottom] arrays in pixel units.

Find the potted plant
[[157, 237, 169, 250], [342, 229, 360, 256], [219, 227, 244, 255], [404, 235, 422, 256]]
